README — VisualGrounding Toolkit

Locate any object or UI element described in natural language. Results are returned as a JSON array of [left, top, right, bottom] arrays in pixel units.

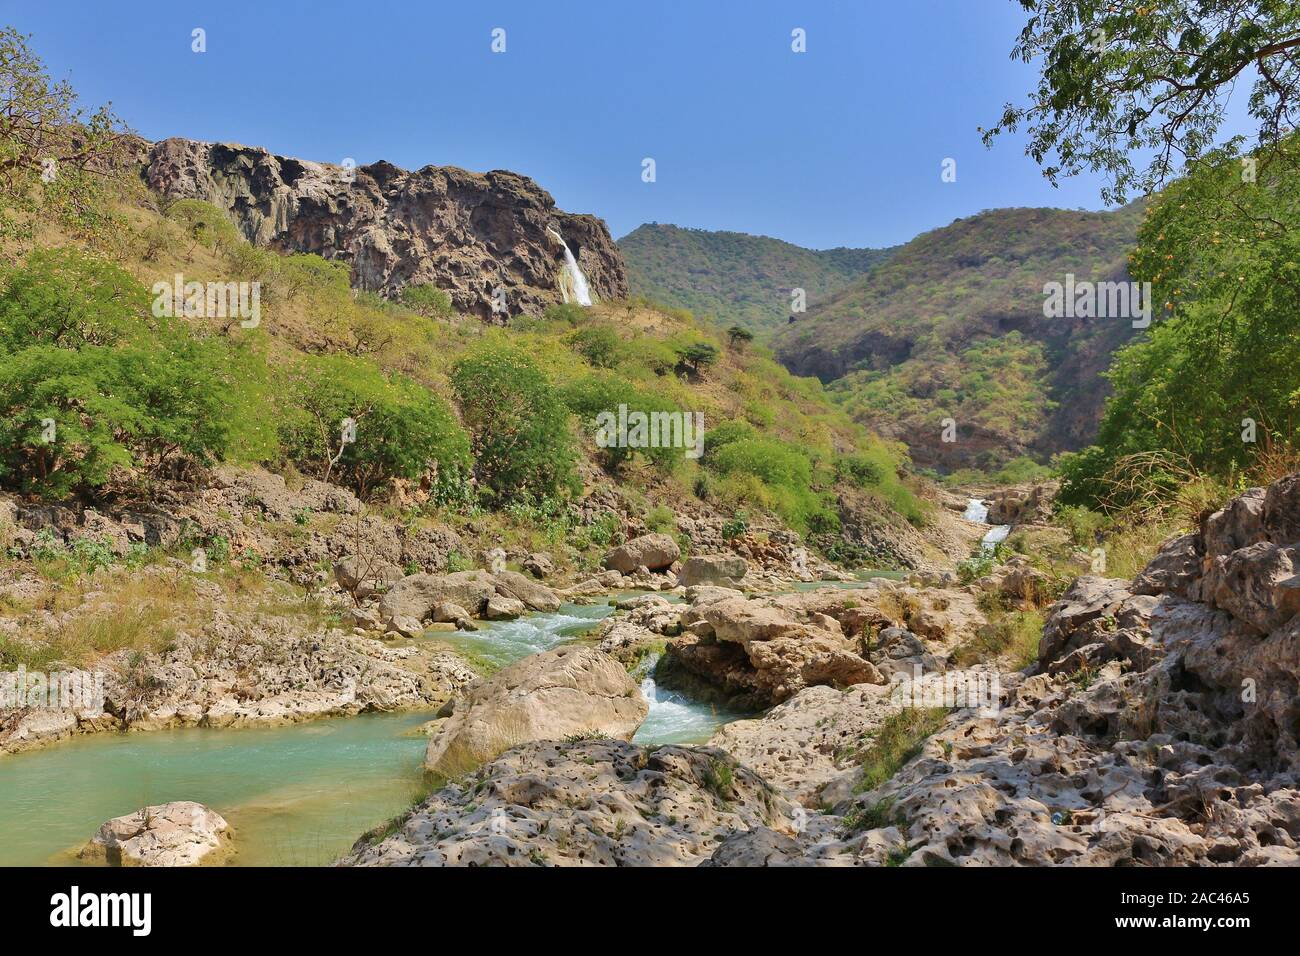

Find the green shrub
[[279, 354, 470, 500], [0, 247, 149, 350], [451, 341, 578, 505], [560, 373, 681, 471], [399, 283, 455, 319], [542, 303, 586, 325], [566, 324, 625, 369]]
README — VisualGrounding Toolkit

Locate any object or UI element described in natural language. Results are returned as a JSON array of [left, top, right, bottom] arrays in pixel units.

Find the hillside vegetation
[[619, 223, 894, 338], [1058, 137, 1300, 511], [0, 31, 931, 576], [771, 205, 1144, 474]]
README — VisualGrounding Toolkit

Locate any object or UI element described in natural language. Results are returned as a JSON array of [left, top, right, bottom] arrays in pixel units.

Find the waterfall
[[546, 227, 593, 306], [965, 497, 1010, 551]]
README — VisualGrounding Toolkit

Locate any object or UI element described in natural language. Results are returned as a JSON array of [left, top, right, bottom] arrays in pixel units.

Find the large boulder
[[493, 570, 562, 612], [708, 682, 901, 804], [677, 554, 748, 588], [79, 802, 233, 867], [424, 646, 648, 777], [663, 595, 882, 707], [345, 740, 805, 867], [379, 571, 497, 622], [334, 557, 404, 598], [603, 533, 680, 574], [483, 594, 526, 620]]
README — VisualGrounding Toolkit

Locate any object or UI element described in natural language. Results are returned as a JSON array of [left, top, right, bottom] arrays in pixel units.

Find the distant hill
[[618, 223, 894, 336], [771, 205, 1145, 473]]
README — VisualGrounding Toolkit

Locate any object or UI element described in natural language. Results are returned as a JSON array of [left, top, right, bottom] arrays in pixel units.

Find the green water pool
[[0, 711, 432, 866]]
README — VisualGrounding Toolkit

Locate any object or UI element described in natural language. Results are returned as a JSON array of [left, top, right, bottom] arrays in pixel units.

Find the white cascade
[[546, 227, 593, 306], [965, 497, 1010, 551]]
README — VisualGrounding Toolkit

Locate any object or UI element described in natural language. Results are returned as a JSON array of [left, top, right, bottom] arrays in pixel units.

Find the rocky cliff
[[143, 138, 628, 321]]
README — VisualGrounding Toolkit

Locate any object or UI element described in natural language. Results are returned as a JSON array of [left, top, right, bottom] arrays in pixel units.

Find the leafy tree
[[279, 354, 470, 500], [451, 341, 578, 504], [1058, 138, 1300, 507], [674, 340, 719, 376], [399, 283, 455, 319], [987, 1, 1300, 202], [0, 27, 131, 241], [726, 325, 755, 349], [0, 334, 239, 498], [0, 247, 149, 350]]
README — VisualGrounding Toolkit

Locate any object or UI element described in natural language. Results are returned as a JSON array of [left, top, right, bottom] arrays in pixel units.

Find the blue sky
[[4, 0, 1252, 249]]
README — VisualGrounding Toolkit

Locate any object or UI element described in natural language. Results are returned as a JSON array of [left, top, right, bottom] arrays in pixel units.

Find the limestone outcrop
[[345, 739, 807, 867], [144, 138, 628, 320], [424, 646, 647, 777], [80, 802, 233, 867]]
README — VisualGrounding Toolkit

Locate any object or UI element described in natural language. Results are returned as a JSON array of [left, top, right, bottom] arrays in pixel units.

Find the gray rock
[[379, 571, 497, 622], [603, 533, 681, 574], [80, 802, 233, 867], [677, 555, 749, 588], [493, 570, 561, 612], [423, 646, 647, 777]]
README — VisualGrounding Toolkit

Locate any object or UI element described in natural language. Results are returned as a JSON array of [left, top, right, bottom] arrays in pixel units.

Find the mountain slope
[[771, 205, 1145, 472], [619, 224, 894, 336]]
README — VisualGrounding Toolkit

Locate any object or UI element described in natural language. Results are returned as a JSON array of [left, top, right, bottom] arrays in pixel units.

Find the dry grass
[[1, 572, 192, 669], [951, 607, 1045, 669]]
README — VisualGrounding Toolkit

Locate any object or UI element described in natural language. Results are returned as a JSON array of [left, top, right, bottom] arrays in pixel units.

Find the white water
[[632, 654, 745, 745], [965, 497, 1010, 551], [438, 602, 738, 744], [547, 227, 593, 306], [440, 602, 614, 670]]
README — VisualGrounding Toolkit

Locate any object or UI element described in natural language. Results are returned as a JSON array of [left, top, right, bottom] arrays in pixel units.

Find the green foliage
[[619, 223, 894, 337], [0, 27, 130, 244], [1059, 139, 1300, 507], [278, 353, 470, 500], [706, 436, 834, 533], [835, 449, 890, 488], [399, 283, 455, 319], [451, 340, 579, 505], [720, 511, 749, 540], [852, 708, 949, 793], [1055, 505, 1106, 547], [726, 325, 754, 348], [987, 1, 1300, 204], [542, 302, 587, 325], [711, 437, 812, 490], [566, 323, 625, 369], [559, 373, 681, 471], [957, 544, 1007, 584], [645, 504, 676, 534], [701, 420, 757, 460], [0, 247, 149, 350], [0, 249, 260, 498]]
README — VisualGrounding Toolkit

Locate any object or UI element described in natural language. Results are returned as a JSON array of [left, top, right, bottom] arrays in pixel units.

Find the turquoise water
[[431, 600, 617, 669], [0, 711, 432, 867], [0, 584, 890, 866]]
